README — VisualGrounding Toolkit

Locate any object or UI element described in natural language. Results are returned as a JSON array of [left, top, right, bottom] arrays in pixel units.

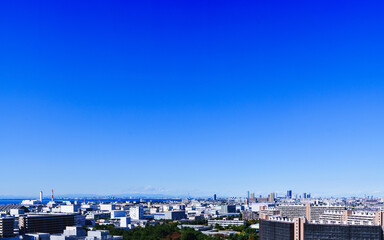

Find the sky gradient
[[1, 0, 384, 198]]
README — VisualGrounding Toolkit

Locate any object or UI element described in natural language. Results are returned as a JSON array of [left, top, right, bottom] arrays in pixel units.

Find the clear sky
[[1, 0, 384, 198]]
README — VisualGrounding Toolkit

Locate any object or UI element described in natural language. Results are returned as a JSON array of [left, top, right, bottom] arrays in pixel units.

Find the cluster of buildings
[[0, 190, 384, 239], [253, 191, 384, 240], [0, 192, 249, 239]]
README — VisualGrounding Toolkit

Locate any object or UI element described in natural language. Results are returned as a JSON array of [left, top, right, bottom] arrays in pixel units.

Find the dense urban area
[[0, 191, 384, 240]]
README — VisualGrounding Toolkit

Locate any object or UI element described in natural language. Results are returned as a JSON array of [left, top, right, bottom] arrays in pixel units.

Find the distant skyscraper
[[213, 194, 217, 201], [303, 193, 307, 199], [250, 192, 255, 199], [269, 192, 276, 203], [287, 190, 292, 199], [39, 191, 43, 202], [247, 191, 250, 199]]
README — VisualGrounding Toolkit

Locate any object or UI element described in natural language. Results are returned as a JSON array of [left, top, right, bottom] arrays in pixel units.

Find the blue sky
[[1, 0, 384, 198]]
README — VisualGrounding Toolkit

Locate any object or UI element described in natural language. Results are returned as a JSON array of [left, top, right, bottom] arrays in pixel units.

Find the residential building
[[0, 216, 15, 238], [19, 214, 76, 234]]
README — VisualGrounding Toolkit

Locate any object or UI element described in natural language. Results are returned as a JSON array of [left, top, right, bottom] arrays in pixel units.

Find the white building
[[100, 204, 116, 211], [81, 204, 98, 210], [130, 206, 144, 220], [86, 230, 122, 240], [119, 217, 132, 228], [21, 200, 41, 206], [50, 226, 86, 240], [10, 208, 24, 217], [61, 205, 80, 213], [249, 203, 274, 212], [208, 219, 246, 227]]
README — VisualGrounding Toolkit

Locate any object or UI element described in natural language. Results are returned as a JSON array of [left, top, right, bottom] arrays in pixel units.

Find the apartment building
[[0, 217, 15, 238], [19, 214, 75, 234]]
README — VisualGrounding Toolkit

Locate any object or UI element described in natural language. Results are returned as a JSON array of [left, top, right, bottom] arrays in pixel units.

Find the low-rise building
[[208, 219, 246, 227]]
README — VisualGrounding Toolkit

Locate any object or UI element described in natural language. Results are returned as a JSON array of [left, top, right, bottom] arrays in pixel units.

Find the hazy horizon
[[0, 190, 383, 199]]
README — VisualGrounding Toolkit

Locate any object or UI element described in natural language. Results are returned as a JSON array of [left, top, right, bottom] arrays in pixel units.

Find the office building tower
[[250, 192, 255, 199], [39, 191, 43, 202], [287, 190, 292, 199], [269, 193, 276, 203], [213, 194, 217, 201]]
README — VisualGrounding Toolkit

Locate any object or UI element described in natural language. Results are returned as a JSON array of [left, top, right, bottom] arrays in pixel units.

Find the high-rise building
[[287, 190, 292, 199], [0, 217, 15, 238], [19, 214, 75, 234], [39, 191, 43, 202], [303, 193, 307, 199], [269, 193, 276, 203], [250, 192, 255, 199], [213, 194, 217, 201]]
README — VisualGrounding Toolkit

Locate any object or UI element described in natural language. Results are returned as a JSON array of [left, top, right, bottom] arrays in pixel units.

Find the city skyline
[[0, 189, 381, 201], [1, 0, 384, 197], [0, 189, 383, 200]]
